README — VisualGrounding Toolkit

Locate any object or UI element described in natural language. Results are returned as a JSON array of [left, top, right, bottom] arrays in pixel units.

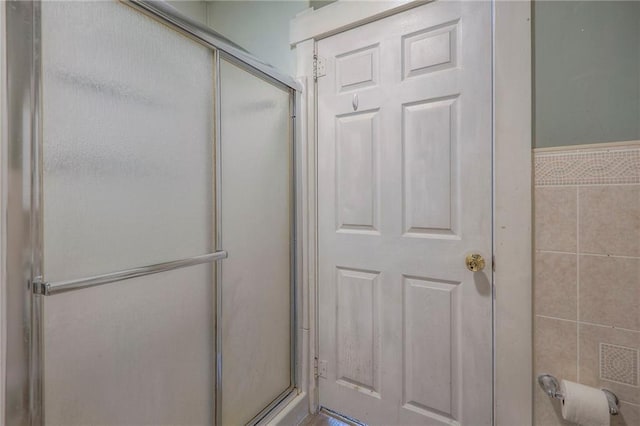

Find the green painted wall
[[534, 1, 640, 148], [206, 1, 310, 76]]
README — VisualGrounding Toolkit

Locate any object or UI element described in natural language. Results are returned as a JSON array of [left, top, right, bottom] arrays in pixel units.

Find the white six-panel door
[[317, 2, 493, 425]]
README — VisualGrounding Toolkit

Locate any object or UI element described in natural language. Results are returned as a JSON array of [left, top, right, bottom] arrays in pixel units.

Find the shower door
[[3, 1, 295, 424], [218, 57, 294, 425], [40, 2, 217, 424]]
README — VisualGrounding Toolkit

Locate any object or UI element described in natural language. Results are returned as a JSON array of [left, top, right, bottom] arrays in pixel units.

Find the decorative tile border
[[534, 142, 640, 186], [600, 342, 639, 387]]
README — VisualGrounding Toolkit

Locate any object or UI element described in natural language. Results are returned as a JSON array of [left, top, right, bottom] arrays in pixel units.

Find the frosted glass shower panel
[[219, 58, 293, 425], [41, 1, 214, 282], [43, 265, 215, 425]]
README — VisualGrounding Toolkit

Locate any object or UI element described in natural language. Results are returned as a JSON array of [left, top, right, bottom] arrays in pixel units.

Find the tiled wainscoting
[[534, 142, 640, 425]]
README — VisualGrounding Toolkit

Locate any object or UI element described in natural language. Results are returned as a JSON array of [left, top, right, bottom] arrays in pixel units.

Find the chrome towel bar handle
[[32, 250, 228, 296]]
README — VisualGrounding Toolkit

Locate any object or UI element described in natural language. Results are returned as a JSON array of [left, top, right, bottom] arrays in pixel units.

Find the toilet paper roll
[[560, 380, 610, 426]]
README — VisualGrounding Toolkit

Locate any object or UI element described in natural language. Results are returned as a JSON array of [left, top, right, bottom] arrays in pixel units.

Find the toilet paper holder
[[538, 374, 619, 415]]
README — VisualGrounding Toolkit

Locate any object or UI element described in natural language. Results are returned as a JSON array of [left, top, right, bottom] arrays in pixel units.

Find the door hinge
[[492, 255, 496, 272], [313, 54, 326, 81], [314, 358, 328, 378], [318, 359, 328, 378]]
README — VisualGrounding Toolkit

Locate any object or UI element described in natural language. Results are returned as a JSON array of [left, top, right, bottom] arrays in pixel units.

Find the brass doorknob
[[465, 254, 485, 272]]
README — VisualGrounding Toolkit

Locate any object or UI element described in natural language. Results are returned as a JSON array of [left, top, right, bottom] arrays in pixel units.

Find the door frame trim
[[493, 2, 533, 425], [290, 1, 532, 424]]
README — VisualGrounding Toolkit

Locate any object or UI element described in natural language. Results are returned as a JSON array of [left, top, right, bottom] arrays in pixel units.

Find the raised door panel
[[403, 276, 460, 422], [335, 267, 381, 398], [336, 44, 380, 92], [402, 21, 459, 79], [336, 111, 380, 233], [402, 96, 458, 237]]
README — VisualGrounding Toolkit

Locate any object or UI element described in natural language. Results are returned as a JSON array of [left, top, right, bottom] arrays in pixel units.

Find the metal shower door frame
[[1, 1, 300, 425]]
